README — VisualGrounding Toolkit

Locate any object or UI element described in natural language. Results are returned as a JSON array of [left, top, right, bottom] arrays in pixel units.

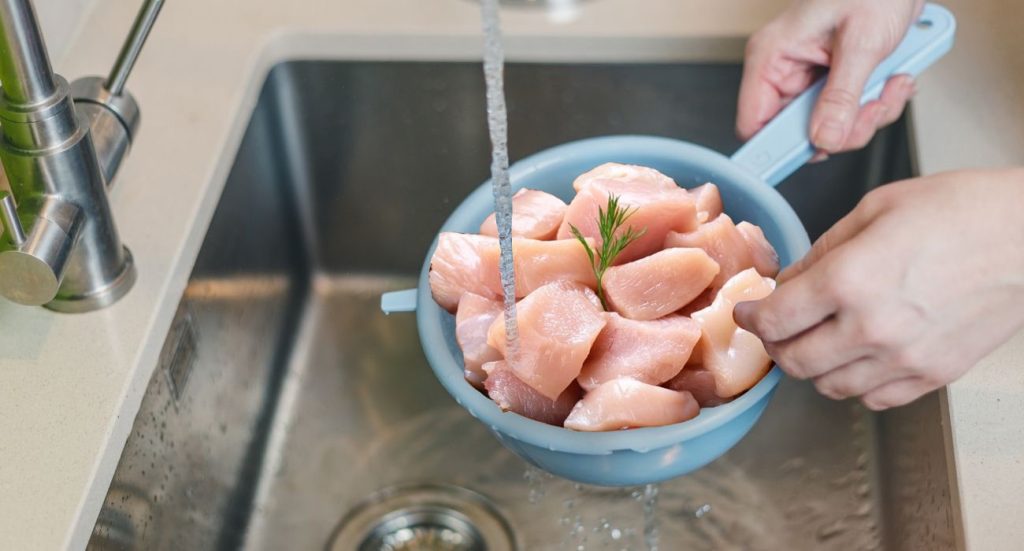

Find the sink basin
[[88, 61, 961, 550]]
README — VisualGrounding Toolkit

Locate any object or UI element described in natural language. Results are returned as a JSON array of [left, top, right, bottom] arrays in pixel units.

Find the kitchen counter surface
[[0, 0, 1020, 549]]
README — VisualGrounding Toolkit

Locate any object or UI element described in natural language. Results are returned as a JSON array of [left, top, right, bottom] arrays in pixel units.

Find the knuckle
[[862, 377, 934, 412], [890, 347, 923, 371], [865, 389, 919, 411], [859, 185, 902, 215], [851, 34, 891, 57], [888, 341, 937, 374], [814, 377, 850, 400], [822, 256, 863, 304], [818, 88, 861, 112], [859, 188, 886, 213], [852, 314, 903, 352], [848, 128, 876, 150], [861, 395, 892, 411], [843, 17, 897, 56], [855, 316, 887, 348], [781, 362, 811, 381], [916, 361, 952, 388], [768, 342, 806, 379], [879, 100, 905, 124]]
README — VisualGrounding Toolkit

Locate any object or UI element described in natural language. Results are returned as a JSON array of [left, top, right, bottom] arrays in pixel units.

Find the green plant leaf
[[573, 193, 647, 310]]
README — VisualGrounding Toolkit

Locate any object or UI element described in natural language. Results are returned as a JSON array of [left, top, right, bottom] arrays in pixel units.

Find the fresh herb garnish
[[569, 194, 646, 310]]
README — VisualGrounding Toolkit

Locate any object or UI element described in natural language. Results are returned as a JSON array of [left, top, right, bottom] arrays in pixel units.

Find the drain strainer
[[329, 484, 516, 551]]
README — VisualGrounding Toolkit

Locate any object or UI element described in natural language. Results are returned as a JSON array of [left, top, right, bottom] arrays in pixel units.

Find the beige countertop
[[0, 0, 1020, 549], [912, 0, 1024, 547]]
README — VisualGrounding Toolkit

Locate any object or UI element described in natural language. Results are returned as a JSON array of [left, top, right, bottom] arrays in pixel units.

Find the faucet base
[[44, 246, 135, 313]]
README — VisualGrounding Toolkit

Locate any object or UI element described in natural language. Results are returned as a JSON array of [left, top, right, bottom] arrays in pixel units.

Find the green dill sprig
[[569, 194, 646, 310]]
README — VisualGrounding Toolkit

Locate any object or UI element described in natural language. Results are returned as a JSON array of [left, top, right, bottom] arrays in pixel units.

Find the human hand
[[734, 169, 1024, 410], [737, 0, 924, 156]]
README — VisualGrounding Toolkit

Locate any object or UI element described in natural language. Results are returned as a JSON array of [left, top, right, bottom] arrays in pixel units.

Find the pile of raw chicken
[[429, 163, 780, 432]]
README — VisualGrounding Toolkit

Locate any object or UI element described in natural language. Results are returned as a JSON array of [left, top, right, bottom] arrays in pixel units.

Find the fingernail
[[812, 120, 845, 152], [809, 151, 829, 163]]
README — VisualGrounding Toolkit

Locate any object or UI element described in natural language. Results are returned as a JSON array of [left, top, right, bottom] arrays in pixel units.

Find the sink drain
[[329, 484, 516, 551]]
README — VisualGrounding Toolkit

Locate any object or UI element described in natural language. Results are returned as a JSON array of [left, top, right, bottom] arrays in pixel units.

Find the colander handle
[[730, 2, 956, 187], [381, 289, 418, 314]]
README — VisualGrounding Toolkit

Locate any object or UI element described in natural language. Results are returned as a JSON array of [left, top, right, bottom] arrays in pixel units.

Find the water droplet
[[779, 457, 806, 472], [523, 466, 548, 504]]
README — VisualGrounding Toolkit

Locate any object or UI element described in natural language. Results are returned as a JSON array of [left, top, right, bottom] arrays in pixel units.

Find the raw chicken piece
[[564, 378, 700, 431], [689, 183, 723, 223], [685, 337, 703, 367], [736, 221, 781, 277], [664, 367, 728, 407], [557, 178, 699, 265], [662, 338, 731, 407], [577, 314, 700, 390], [479, 189, 568, 240], [572, 162, 678, 192], [665, 214, 779, 294], [691, 268, 776, 398], [456, 293, 503, 388], [487, 281, 606, 400], [678, 289, 715, 316], [479, 238, 597, 298], [429, 233, 500, 312], [483, 361, 582, 426], [602, 248, 719, 320]]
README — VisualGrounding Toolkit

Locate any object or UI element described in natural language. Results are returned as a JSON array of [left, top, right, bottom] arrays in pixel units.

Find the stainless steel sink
[[87, 61, 961, 550]]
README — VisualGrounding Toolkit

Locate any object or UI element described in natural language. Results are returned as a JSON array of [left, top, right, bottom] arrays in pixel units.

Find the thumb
[[811, 25, 893, 153]]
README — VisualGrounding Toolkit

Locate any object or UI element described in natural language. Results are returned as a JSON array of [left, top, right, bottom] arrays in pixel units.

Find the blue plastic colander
[[381, 4, 955, 486]]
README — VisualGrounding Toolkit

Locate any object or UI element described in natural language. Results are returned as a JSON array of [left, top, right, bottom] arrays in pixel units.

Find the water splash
[[524, 465, 550, 504], [643, 484, 660, 551]]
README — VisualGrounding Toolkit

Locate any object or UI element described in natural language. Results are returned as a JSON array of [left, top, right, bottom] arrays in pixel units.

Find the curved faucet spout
[[0, 0, 162, 312]]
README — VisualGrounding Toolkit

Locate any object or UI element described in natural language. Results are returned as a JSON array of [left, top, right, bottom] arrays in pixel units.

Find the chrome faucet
[[0, 0, 162, 312]]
